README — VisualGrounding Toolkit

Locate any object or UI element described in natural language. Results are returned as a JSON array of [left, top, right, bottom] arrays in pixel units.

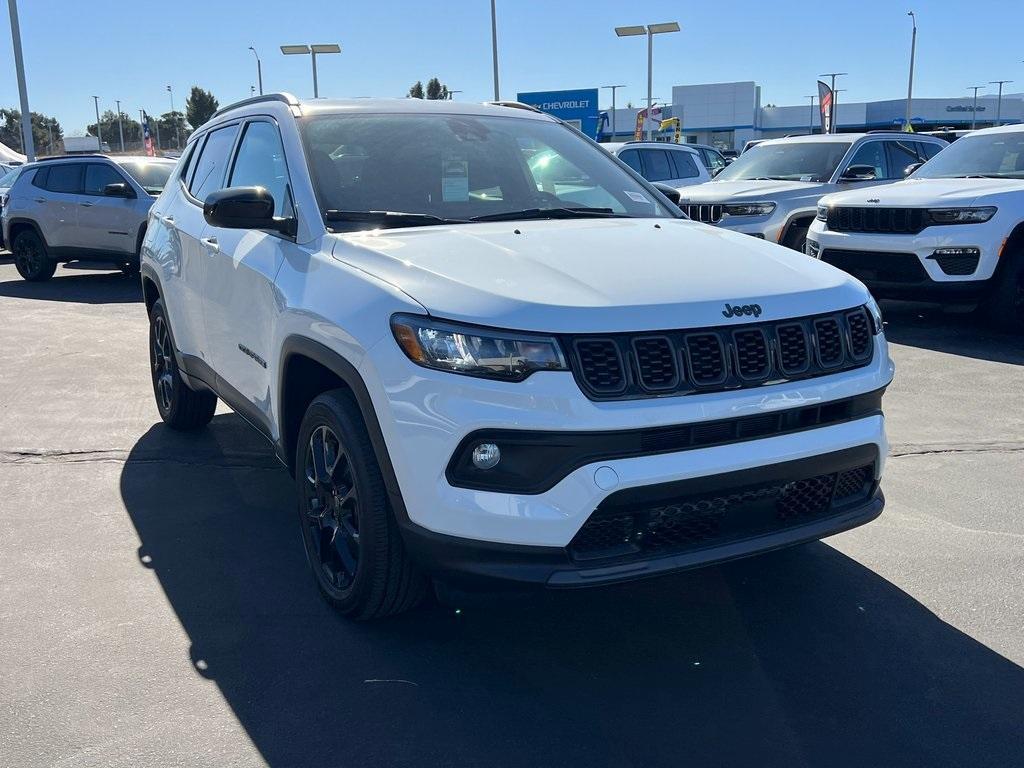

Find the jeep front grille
[[681, 203, 724, 224], [827, 206, 927, 234]]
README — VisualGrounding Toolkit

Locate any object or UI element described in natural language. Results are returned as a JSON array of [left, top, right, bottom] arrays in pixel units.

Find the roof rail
[[30, 153, 108, 163], [483, 100, 543, 114], [211, 92, 300, 120]]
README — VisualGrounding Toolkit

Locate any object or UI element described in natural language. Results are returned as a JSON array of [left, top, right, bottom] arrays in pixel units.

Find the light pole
[[490, 0, 500, 100], [818, 72, 847, 133], [115, 99, 125, 152], [905, 11, 916, 132], [447, 90, 463, 100], [92, 95, 103, 150], [46, 121, 52, 155], [7, 0, 35, 161], [989, 80, 1013, 126], [615, 22, 680, 140], [248, 46, 263, 95], [166, 85, 181, 149], [281, 44, 340, 98], [804, 95, 817, 134], [967, 85, 985, 130], [602, 84, 626, 138]]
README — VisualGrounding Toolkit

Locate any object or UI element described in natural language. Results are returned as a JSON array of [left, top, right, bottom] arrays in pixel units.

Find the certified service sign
[[516, 88, 600, 139]]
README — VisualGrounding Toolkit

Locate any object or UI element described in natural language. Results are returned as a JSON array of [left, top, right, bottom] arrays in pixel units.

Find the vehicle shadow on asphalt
[[0, 269, 141, 304], [119, 415, 1024, 767], [880, 300, 1024, 365]]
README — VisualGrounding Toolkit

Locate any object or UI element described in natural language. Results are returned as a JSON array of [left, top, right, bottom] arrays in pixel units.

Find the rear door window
[[669, 150, 701, 179], [640, 149, 674, 181], [44, 163, 84, 193], [188, 124, 240, 203], [919, 141, 943, 160], [887, 141, 923, 177]]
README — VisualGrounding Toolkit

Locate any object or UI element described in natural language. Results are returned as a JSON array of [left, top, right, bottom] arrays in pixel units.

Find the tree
[[426, 77, 450, 100], [0, 108, 63, 155], [408, 81, 424, 99], [186, 86, 219, 129], [155, 111, 190, 150], [87, 109, 143, 150]]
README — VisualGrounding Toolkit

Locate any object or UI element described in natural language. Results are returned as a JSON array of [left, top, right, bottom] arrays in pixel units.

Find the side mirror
[[103, 182, 134, 198], [651, 182, 681, 205], [903, 162, 924, 178], [203, 186, 296, 236], [840, 164, 878, 182]]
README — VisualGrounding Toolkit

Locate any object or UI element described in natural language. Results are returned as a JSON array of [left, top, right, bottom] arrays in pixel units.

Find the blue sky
[[2, 0, 1023, 134]]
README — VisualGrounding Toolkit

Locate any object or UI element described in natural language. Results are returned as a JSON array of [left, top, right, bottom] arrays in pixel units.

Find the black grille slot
[[574, 339, 625, 394], [733, 328, 771, 380], [931, 252, 980, 275], [682, 203, 724, 223], [846, 309, 872, 360], [776, 323, 810, 375], [569, 461, 876, 562], [632, 336, 679, 391], [813, 318, 844, 368], [685, 333, 727, 385], [828, 206, 927, 235]]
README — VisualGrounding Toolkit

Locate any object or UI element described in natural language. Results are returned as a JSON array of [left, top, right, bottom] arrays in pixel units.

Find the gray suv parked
[[1, 154, 176, 281]]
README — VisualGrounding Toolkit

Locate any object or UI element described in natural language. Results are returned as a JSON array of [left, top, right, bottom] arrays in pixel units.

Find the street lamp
[[115, 99, 125, 152], [615, 22, 680, 140], [905, 11, 917, 132], [804, 95, 817, 134], [7, 0, 35, 161], [92, 96, 102, 150], [166, 85, 180, 149], [281, 43, 341, 99], [447, 90, 463, 100], [602, 84, 627, 138], [989, 80, 1013, 126], [248, 46, 263, 95], [490, 0, 500, 100], [818, 72, 847, 133], [967, 85, 985, 130]]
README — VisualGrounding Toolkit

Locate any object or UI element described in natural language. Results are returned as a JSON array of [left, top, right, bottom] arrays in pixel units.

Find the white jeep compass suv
[[809, 124, 1024, 329], [141, 94, 893, 618]]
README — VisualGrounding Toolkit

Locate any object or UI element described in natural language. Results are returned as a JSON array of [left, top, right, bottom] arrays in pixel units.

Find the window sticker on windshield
[[442, 159, 469, 202], [800, 175, 813, 182], [625, 190, 650, 203]]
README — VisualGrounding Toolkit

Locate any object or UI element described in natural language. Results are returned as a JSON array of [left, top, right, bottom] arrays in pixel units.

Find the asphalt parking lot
[[1, 257, 1022, 768]]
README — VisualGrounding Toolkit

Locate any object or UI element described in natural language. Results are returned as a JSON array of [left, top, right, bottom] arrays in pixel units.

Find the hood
[[678, 179, 825, 204], [820, 177, 1024, 207], [331, 219, 869, 334]]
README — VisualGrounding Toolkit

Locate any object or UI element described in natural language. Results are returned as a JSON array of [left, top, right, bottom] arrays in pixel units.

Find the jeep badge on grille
[[722, 303, 763, 318]]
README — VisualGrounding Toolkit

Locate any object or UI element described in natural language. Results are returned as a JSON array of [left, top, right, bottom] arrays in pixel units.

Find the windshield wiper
[[469, 206, 626, 222], [323, 210, 469, 229]]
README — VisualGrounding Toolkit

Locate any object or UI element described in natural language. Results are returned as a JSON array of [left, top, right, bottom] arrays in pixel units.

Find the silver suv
[[677, 133, 948, 252], [1, 154, 176, 281]]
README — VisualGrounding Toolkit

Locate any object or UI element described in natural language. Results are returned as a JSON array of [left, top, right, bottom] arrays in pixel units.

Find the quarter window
[[229, 121, 292, 217], [45, 163, 83, 193], [83, 164, 126, 195], [189, 124, 240, 203]]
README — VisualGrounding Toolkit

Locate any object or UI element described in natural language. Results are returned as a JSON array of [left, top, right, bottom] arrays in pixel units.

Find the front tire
[[985, 249, 1024, 332], [148, 299, 217, 429], [295, 390, 426, 619], [782, 223, 809, 254], [12, 230, 57, 282]]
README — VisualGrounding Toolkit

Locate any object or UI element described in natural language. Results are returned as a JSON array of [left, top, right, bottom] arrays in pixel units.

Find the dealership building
[[519, 81, 1024, 151]]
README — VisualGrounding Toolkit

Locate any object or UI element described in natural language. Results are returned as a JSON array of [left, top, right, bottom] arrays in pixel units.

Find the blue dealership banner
[[517, 89, 600, 139]]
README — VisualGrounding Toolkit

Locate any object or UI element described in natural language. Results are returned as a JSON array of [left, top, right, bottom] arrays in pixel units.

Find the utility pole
[[92, 96, 102, 150], [967, 85, 985, 130], [602, 85, 626, 138], [819, 72, 847, 133], [249, 46, 263, 95], [7, 0, 35, 161], [490, 0, 500, 100], [989, 80, 1013, 126], [804, 95, 817, 134], [905, 11, 917, 131], [115, 99, 125, 152], [46, 121, 52, 155]]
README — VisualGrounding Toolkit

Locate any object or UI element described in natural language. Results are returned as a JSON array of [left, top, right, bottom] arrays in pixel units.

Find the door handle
[[34, 197, 47, 203], [200, 236, 219, 254], [80, 202, 94, 207], [162, 215, 176, 229]]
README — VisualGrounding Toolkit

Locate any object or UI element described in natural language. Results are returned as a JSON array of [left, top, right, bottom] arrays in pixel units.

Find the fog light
[[932, 247, 980, 257], [806, 239, 821, 258], [471, 443, 501, 470]]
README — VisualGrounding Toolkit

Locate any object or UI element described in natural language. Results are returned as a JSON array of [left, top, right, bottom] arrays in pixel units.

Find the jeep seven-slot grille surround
[[827, 206, 928, 235], [564, 307, 874, 401]]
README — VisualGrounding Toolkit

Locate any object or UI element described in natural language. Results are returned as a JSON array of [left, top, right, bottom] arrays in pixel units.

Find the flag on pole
[[817, 81, 833, 135], [141, 112, 155, 157]]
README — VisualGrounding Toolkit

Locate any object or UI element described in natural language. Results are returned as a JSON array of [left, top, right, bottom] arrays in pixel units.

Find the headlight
[[391, 314, 567, 381], [722, 201, 776, 217], [865, 297, 884, 335], [927, 207, 996, 225], [816, 204, 829, 222]]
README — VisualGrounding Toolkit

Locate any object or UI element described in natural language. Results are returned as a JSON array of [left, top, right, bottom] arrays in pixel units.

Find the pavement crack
[[889, 441, 1024, 458], [0, 447, 283, 470]]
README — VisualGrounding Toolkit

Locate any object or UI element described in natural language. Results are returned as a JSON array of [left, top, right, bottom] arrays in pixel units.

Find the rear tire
[[295, 389, 427, 619], [148, 298, 217, 429], [12, 230, 57, 282], [984, 249, 1024, 332]]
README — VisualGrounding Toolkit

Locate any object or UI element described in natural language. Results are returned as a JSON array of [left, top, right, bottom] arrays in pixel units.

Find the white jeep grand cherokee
[[808, 124, 1024, 329], [141, 94, 893, 619]]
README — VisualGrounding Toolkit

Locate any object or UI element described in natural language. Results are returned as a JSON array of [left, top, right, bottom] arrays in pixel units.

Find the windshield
[[0, 169, 17, 188], [116, 161, 174, 194], [913, 131, 1024, 179], [715, 141, 852, 182], [300, 113, 676, 229]]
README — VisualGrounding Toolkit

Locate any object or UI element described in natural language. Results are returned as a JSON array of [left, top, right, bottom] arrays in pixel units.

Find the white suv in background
[[603, 141, 711, 188], [809, 124, 1024, 329], [142, 93, 893, 619], [678, 133, 947, 252]]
